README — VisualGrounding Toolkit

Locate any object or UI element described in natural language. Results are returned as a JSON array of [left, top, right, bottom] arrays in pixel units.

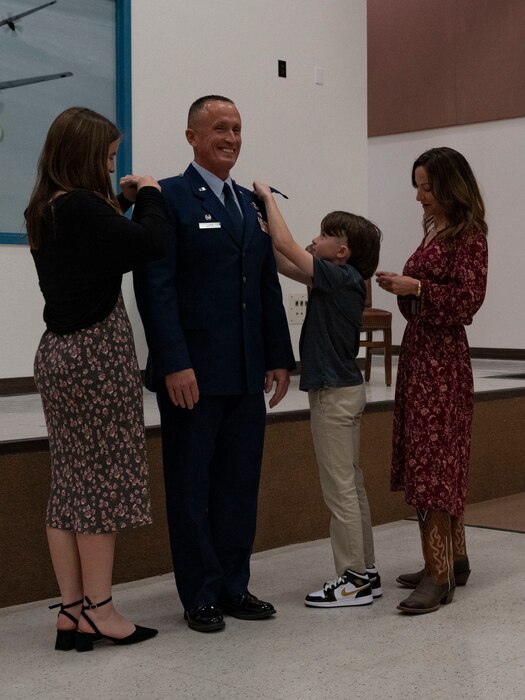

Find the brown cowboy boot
[[396, 513, 470, 588], [398, 509, 455, 614], [451, 515, 471, 584]]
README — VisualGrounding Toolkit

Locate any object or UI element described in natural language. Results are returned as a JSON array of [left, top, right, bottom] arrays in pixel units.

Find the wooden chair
[[360, 278, 392, 386]]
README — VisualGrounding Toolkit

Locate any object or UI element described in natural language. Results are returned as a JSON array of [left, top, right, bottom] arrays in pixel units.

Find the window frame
[[0, 0, 132, 245]]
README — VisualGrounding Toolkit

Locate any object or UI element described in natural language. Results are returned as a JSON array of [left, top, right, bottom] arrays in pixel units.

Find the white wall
[[0, 246, 44, 377], [368, 117, 525, 349], [5, 2, 522, 378], [128, 0, 368, 364], [0, 0, 368, 378]]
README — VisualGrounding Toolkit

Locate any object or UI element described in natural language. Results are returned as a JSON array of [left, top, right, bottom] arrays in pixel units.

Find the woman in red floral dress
[[376, 147, 488, 614]]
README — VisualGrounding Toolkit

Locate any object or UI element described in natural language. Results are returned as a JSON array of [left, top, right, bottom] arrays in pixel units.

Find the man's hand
[[265, 368, 290, 408], [165, 368, 199, 409]]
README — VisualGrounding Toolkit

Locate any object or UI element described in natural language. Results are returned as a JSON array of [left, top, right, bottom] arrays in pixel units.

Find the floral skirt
[[34, 295, 152, 533]]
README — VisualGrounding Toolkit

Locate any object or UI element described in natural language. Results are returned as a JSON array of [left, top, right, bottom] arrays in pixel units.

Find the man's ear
[[185, 128, 195, 146]]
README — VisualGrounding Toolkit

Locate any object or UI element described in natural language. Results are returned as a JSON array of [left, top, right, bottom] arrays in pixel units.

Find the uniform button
[[243, 276, 247, 283], [242, 303, 246, 310]]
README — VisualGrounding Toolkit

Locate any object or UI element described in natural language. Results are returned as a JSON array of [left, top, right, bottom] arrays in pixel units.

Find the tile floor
[[1, 358, 524, 698], [1, 521, 524, 699]]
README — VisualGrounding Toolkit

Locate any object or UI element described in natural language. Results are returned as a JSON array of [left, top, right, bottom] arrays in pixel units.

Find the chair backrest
[[364, 278, 372, 308]]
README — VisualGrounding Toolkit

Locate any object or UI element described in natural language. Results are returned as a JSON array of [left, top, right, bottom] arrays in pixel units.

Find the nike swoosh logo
[[341, 584, 370, 597]]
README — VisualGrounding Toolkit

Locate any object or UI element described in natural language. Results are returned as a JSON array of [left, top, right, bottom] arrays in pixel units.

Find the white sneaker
[[304, 570, 374, 608]]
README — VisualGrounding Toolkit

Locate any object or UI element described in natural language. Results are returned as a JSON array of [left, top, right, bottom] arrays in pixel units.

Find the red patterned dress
[[391, 226, 488, 515]]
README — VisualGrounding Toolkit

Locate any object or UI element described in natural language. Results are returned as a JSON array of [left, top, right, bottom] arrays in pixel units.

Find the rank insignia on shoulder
[[257, 214, 269, 234]]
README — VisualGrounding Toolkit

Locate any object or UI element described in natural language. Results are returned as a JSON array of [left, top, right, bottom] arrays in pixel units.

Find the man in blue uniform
[[134, 95, 295, 632]]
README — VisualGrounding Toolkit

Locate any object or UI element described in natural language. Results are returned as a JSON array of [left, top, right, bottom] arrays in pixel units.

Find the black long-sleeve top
[[31, 186, 167, 334]]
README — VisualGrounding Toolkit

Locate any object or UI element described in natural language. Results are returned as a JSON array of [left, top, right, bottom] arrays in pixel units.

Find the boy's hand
[[253, 181, 273, 201]]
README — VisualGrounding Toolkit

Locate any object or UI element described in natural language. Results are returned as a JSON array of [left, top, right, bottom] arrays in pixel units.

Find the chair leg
[[364, 332, 372, 381], [384, 328, 392, 387]]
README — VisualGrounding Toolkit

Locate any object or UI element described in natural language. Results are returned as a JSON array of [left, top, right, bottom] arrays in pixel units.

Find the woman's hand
[[376, 271, 420, 296], [120, 174, 161, 202], [136, 175, 161, 191]]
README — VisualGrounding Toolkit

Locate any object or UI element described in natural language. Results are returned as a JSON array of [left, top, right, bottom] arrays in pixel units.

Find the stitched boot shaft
[[417, 508, 454, 586], [397, 510, 455, 614], [451, 515, 467, 559], [397, 513, 470, 588]]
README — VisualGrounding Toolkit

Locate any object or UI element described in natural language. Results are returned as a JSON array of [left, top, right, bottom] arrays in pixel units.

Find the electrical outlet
[[288, 293, 308, 325]]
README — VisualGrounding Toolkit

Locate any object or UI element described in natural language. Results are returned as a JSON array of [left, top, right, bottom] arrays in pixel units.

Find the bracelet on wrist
[[416, 280, 422, 298]]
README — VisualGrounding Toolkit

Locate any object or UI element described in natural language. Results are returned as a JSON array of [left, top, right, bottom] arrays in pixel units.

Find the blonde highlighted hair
[[411, 147, 488, 245]]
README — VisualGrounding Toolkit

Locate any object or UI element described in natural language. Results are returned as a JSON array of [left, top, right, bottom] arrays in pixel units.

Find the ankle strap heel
[[75, 631, 96, 652], [74, 595, 113, 652], [80, 595, 113, 635], [49, 599, 83, 651], [74, 594, 158, 651]]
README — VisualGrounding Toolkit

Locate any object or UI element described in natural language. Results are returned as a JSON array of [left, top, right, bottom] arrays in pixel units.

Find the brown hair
[[411, 147, 488, 245], [25, 107, 121, 249], [320, 211, 382, 280]]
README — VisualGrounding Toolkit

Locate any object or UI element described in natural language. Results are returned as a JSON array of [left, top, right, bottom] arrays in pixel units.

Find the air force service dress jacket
[[134, 164, 295, 395]]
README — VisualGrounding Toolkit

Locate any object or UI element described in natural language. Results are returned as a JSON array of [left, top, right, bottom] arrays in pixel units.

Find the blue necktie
[[223, 183, 244, 242]]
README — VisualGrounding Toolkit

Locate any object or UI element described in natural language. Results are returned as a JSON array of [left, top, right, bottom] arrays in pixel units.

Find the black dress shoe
[[220, 591, 276, 620], [184, 603, 225, 633]]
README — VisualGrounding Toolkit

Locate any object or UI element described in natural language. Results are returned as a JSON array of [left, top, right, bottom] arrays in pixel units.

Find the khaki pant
[[308, 384, 375, 574]]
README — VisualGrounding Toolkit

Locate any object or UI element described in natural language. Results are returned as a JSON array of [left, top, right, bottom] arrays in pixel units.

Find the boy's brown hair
[[320, 211, 382, 280]]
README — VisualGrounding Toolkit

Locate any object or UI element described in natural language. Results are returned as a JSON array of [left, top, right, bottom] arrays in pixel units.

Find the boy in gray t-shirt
[[253, 181, 382, 608]]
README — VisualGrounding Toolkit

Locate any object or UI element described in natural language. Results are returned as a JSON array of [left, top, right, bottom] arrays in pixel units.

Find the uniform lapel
[[233, 184, 258, 249], [185, 165, 243, 247]]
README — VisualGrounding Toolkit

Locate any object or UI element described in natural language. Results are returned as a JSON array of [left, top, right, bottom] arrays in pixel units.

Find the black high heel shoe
[[75, 595, 158, 652], [49, 599, 83, 651]]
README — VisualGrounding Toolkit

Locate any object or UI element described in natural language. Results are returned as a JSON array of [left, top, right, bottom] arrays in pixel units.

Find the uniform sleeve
[[133, 187, 193, 384], [260, 231, 296, 371]]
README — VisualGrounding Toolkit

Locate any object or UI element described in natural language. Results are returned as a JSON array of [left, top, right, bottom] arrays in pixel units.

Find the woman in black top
[[26, 107, 167, 651]]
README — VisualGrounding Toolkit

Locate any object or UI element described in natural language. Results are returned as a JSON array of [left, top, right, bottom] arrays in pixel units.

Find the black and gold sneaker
[[366, 566, 383, 598], [304, 570, 373, 608]]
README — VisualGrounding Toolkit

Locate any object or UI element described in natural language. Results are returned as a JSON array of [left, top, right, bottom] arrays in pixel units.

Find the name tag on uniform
[[199, 222, 221, 229]]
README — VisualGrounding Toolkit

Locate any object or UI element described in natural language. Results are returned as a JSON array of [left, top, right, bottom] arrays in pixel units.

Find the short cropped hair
[[188, 95, 234, 127], [320, 211, 382, 280]]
